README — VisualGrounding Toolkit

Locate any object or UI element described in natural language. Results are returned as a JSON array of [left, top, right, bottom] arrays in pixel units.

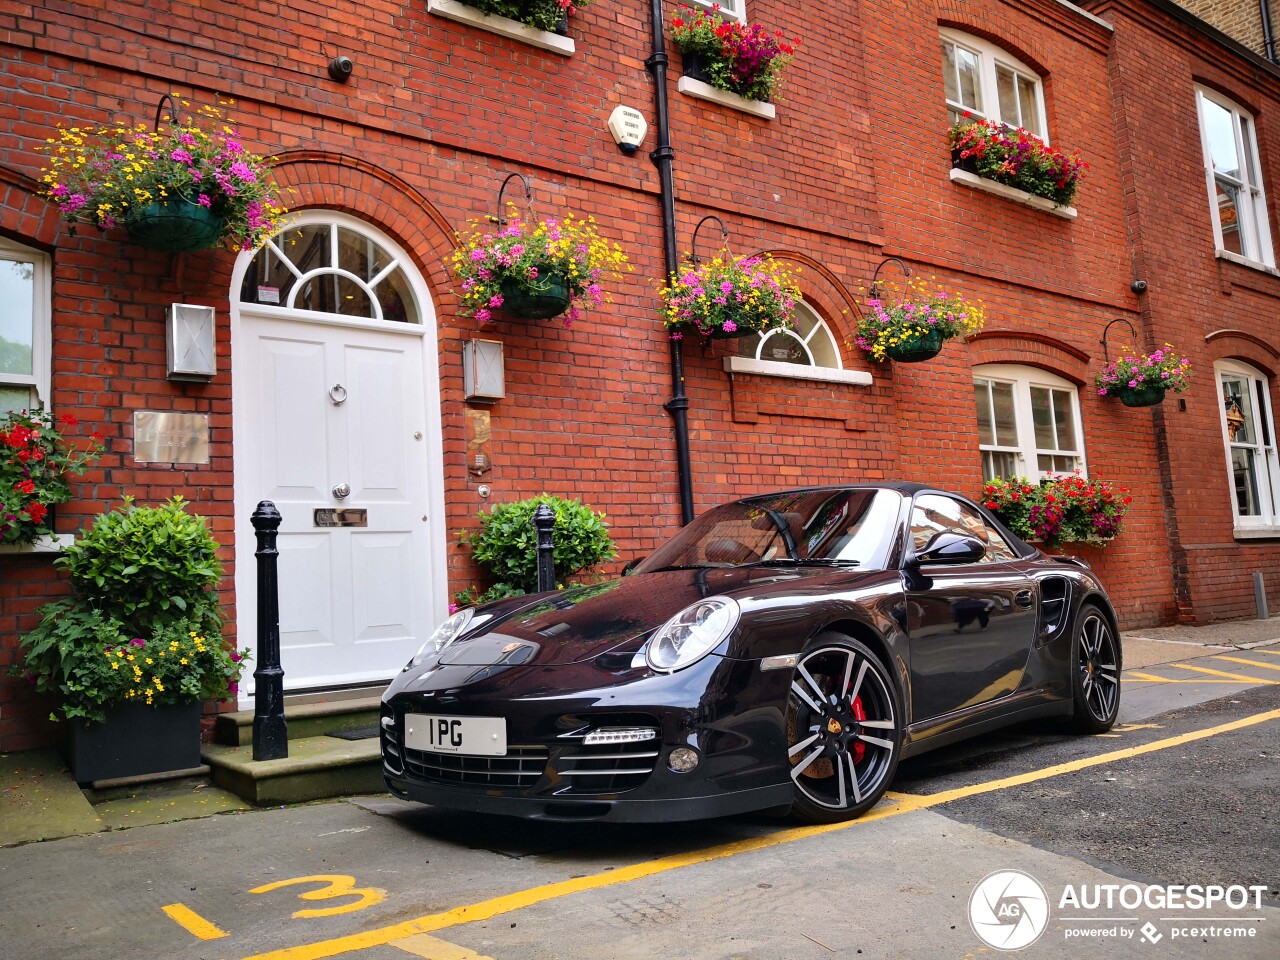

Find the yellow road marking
[[241, 707, 1280, 960], [1215, 655, 1280, 673], [1169, 663, 1278, 684], [1257, 649, 1280, 656], [250, 875, 386, 919], [1124, 671, 1174, 682], [163, 903, 228, 941], [390, 934, 494, 959]]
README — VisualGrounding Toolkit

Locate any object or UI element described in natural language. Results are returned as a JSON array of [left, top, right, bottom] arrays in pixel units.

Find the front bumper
[[379, 656, 795, 822]]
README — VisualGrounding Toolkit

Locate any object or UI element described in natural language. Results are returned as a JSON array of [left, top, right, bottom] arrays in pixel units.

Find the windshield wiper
[[645, 564, 734, 572], [747, 557, 861, 567]]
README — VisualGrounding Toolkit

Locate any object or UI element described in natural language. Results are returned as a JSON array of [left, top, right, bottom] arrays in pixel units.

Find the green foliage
[[57, 496, 224, 630], [459, 494, 616, 603], [15, 497, 248, 723]]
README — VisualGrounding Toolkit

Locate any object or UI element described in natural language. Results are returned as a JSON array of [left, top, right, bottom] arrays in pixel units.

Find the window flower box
[[948, 116, 1086, 216], [982, 474, 1131, 549], [427, 0, 578, 55], [670, 3, 794, 119]]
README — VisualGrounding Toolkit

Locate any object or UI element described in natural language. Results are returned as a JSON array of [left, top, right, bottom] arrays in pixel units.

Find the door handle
[[1014, 590, 1034, 608], [332, 482, 351, 499]]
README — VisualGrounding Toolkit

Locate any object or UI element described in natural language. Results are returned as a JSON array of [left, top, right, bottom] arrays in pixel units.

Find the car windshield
[[635, 489, 901, 573]]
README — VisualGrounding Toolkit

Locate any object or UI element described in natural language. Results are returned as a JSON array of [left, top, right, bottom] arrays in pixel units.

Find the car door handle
[[1014, 590, 1034, 608]]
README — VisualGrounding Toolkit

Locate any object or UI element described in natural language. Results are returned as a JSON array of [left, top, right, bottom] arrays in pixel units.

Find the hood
[[436, 565, 865, 667]]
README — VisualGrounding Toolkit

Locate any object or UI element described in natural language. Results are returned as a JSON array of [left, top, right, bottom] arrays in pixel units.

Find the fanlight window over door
[[239, 219, 421, 324], [737, 301, 842, 369]]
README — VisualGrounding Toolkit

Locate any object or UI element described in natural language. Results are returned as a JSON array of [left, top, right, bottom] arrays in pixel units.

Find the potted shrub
[[450, 211, 630, 326], [453, 0, 589, 34], [981, 474, 1132, 549], [38, 97, 287, 253], [1095, 344, 1191, 407], [455, 494, 616, 606], [949, 115, 1087, 208], [661, 253, 802, 339], [1, 409, 104, 546], [15, 497, 248, 783], [853, 276, 985, 362], [669, 4, 797, 104]]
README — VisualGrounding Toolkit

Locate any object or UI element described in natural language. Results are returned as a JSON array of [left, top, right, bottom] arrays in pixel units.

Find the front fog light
[[668, 747, 700, 773]]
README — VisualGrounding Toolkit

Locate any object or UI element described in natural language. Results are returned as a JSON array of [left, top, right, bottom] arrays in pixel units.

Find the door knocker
[[329, 384, 348, 406]]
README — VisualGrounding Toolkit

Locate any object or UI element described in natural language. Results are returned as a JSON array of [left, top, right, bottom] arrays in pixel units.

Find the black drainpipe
[[646, 0, 696, 526], [1262, 0, 1277, 61]]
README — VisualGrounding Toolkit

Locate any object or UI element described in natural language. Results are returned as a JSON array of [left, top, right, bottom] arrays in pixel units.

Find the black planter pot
[[500, 268, 572, 320], [950, 147, 980, 175], [553, 13, 568, 35], [125, 201, 225, 253], [681, 50, 715, 84], [65, 701, 202, 784], [885, 327, 946, 363], [1116, 383, 1167, 407]]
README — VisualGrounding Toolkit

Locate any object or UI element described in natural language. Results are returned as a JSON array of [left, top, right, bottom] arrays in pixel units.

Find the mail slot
[[314, 508, 368, 528]]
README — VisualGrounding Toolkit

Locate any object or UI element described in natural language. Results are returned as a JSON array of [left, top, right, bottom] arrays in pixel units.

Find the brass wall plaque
[[133, 412, 211, 464], [314, 508, 368, 528]]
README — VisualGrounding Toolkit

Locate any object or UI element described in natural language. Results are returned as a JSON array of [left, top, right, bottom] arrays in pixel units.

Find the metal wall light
[[463, 338, 505, 403], [166, 303, 217, 381]]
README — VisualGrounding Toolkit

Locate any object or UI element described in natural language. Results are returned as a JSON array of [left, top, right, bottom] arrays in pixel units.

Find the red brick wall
[[4, 0, 1262, 749]]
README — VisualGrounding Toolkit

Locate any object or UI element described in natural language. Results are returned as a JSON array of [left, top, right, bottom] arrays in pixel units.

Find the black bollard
[[534, 503, 556, 593], [251, 501, 288, 761]]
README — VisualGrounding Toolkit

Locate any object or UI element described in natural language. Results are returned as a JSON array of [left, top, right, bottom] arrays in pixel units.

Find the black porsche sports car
[[381, 483, 1121, 823]]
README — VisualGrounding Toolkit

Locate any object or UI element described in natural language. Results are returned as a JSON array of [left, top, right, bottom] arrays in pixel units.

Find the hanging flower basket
[[37, 96, 286, 253], [660, 253, 801, 340], [854, 276, 984, 363], [1095, 344, 1190, 407], [125, 201, 226, 253], [500, 267, 572, 320], [1116, 382, 1167, 407], [884, 327, 946, 363], [451, 209, 629, 328]]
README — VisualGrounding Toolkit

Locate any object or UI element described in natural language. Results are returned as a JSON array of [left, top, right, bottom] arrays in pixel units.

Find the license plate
[[404, 714, 507, 756]]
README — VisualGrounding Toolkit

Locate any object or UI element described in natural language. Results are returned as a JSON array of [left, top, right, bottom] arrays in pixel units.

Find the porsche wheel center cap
[[826, 717, 843, 735]]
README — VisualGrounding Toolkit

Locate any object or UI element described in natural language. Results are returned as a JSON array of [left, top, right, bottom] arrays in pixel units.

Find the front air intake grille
[[402, 745, 548, 789], [381, 711, 404, 776], [554, 738, 660, 794]]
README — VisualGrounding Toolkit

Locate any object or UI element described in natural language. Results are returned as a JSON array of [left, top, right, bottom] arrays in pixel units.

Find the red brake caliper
[[851, 695, 866, 763]]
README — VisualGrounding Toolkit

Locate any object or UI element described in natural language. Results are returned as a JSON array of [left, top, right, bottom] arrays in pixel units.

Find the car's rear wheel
[[785, 633, 902, 823], [1071, 604, 1121, 733]]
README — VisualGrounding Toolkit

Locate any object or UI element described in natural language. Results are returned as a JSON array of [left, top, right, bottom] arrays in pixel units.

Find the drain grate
[[327, 726, 380, 741]]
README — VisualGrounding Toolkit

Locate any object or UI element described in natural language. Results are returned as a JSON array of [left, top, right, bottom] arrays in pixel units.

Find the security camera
[[1130, 279, 1148, 294], [328, 56, 354, 82]]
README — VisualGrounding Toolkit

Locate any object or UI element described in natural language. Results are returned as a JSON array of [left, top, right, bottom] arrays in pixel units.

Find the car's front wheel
[[1071, 603, 1121, 733], [785, 633, 902, 824]]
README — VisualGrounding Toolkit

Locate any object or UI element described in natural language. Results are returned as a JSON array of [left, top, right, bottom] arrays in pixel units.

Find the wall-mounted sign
[[133, 412, 210, 464]]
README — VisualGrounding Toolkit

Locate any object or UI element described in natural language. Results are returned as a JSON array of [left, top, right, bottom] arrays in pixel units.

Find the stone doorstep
[[201, 736, 385, 806], [213, 694, 384, 746]]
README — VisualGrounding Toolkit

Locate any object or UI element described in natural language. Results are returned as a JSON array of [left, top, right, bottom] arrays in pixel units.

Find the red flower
[[26, 502, 47, 523], [15, 479, 36, 495]]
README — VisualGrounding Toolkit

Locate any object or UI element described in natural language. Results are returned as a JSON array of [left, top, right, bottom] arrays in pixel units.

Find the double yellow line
[[245, 705, 1280, 960]]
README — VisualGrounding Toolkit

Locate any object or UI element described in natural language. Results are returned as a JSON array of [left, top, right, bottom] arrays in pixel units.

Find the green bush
[[15, 497, 247, 722], [459, 494, 616, 604]]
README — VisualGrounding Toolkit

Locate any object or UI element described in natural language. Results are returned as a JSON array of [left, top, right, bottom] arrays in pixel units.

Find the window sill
[[427, 0, 575, 56], [723, 356, 872, 385], [681, 0, 746, 22], [677, 77, 776, 120], [1232, 525, 1280, 540], [1215, 249, 1280, 277], [0, 533, 74, 554], [949, 168, 1077, 220]]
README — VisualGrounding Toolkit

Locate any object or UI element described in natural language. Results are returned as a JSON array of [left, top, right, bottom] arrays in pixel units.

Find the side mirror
[[621, 557, 642, 577], [910, 533, 986, 567]]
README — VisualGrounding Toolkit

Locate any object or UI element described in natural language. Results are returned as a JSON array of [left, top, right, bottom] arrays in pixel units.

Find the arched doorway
[[231, 211, 447, 695]]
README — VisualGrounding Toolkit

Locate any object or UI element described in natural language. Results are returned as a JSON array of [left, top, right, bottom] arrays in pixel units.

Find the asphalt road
[[0, 651, 1277, 960]]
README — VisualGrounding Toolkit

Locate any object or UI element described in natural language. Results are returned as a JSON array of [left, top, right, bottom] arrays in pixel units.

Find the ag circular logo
[[968, 869, 1050, 950]]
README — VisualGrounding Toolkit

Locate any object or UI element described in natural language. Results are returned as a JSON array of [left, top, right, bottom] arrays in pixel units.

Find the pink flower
[[722, 320, 738, 333], [476, 308, 492, 323], [488, 295, 504, 308], [469, 249, 486, 262], [197, 194, 212, 208]]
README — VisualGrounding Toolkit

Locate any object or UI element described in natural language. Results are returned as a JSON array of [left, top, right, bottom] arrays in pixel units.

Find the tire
[[1070, 603, 1122, 734], [785, 632, 902, 824]]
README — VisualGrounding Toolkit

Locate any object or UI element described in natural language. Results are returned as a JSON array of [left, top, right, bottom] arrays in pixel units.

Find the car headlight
[[645, 598, 740, 673], [409, 608, 474, 666]]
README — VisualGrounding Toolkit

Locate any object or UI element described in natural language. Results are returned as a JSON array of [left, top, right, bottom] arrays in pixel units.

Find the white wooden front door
[[235, 313, 438, 690]]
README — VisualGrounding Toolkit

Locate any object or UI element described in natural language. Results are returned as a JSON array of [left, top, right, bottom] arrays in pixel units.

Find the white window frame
[[1215, 359, 1280, 533], [683, 0, 746, 23], [0, 237, 52, 412], [1196, 87, 1275, 269], [973, 363, 1086, 482], [940, 29, 1048, 140]]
